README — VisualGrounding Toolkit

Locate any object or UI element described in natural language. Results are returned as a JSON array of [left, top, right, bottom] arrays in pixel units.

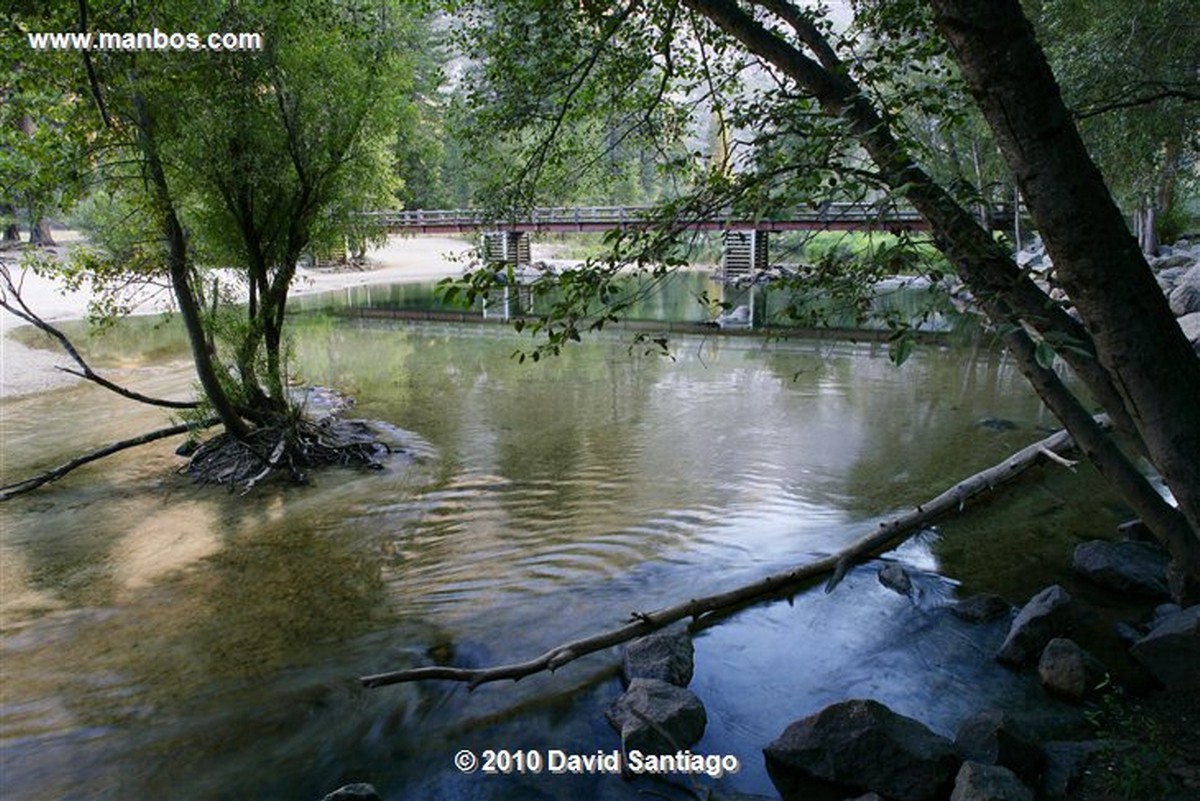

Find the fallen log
[[0, 418, 218, 501], [361, 416, 1109, 690]]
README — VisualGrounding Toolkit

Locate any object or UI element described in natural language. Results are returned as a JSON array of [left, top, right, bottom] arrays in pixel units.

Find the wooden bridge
[[364, 203, 1014, 236]]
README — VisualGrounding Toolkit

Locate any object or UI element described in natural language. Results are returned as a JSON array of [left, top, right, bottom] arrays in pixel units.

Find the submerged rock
[[954, 709, 1044, 788], [950, 761, 1034, 801], [878, 563, 914, 597], [622, 626, 694, 688], [996, 585, 1072, 667], [1130, 605, 1200, 690], [1072, 540, 1170, 597], [606, 677, 706, 754], [763, 699, 960, 801], [950, 594, 1012, 624], [320, 784, 382, 801]]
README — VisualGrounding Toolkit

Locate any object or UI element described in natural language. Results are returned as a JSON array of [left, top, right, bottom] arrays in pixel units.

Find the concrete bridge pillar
[[721, 230, 768, 280], [482, 230, 531, 267]]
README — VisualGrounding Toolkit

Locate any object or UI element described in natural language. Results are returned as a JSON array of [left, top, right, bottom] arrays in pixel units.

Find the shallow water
[[0, 308, 1124, 800]]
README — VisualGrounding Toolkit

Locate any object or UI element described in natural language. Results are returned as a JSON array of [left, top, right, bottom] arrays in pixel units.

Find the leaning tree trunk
[[131, 89, 251, 440], [680, 0, 1199, 587], [930, 0, 1200, 576], [28, 216, 56, 247]]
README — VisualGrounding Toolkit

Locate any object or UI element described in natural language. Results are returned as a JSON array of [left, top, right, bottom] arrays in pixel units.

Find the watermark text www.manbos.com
[[453, 748, 741, 779], [27, 29, 263, 52]]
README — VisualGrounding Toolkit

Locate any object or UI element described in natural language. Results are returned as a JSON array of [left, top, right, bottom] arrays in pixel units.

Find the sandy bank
[[0, 234, 473, 399]]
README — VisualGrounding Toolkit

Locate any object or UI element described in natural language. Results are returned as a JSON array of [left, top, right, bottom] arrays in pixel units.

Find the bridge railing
[[365, 203, 938, 230]]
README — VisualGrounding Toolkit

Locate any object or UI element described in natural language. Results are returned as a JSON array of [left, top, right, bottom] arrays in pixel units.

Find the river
[[0, 289, 1125, 800]]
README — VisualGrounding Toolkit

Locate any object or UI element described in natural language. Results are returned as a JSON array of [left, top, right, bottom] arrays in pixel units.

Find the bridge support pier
[[719, 231, 769, 328], [481, 231, 531, 267]]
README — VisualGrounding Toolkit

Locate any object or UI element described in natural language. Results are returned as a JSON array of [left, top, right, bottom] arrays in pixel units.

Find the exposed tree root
[[0, 419, 219, 501], [183, 417, 391, 491], [361, 418, 1108, 690]]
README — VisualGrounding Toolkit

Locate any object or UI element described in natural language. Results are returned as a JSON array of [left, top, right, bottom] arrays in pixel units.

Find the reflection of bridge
[[366, 203, 958, 235]]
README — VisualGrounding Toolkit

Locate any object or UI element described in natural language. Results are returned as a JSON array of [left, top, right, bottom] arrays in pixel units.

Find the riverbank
[[0, 233, 473, 399]]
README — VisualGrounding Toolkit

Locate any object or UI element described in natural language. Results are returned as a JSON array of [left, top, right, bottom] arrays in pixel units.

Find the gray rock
[[1130, 605, 1200, 690], [844, 795, 888, 801], [1152, 253, 1197, 271], [950, 594, 1012, 624], [606, 677, 706, 754], [950, 761, 1033, 801], [1040, 741, 1108, 798], [954, 709, 1044, 788], [321, 785, 382, 801], [996, 585, 1072, 666], [1169, 282, 1200, 316], [1072, 540, 1170, 597], [1178, 312, 1200, 355], [763, 698, 960, 801], [1037, 638, 1106, 703], [878, 563, 913, 596], [622, 627, 694, 687]]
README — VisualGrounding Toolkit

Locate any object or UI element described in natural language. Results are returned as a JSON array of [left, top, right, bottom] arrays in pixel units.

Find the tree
[[4, 0, 417, 484], [445, 0, 1200, 594]]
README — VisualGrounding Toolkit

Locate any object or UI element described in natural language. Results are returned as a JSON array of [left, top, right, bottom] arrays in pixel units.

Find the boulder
[[622, 627, 694, 687], [996, 585, 1072, 666], [606, 678, 706, 754], [1152, 253, 1197, 271], [1130, 605, 1200, 690], [1072, 540, 1170, 597], [954, 709, 1044, 788], [949, 761, 1034, 801], [1169, 281, 1200, 316], [1040, 741, 1108, 798], [950, 594, 1012, 624], [763, 699, 960, 801], [1178, 312, 1200, 355], [320, 785, 382, 801], [878, 563, 913, 597], [1037, 638, 1106, 703]]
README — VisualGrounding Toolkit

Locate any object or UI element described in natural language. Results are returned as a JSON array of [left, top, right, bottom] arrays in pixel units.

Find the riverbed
[[0, 298, 1125, 800]]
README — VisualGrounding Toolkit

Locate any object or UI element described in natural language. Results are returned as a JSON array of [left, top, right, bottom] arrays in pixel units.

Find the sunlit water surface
[[1, 301, 1126, 800]]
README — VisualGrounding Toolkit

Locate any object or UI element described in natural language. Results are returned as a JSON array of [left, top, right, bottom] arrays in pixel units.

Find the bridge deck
[[365, 204, 1013, 235]]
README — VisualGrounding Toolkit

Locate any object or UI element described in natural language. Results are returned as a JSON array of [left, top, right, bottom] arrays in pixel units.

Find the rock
[[1152, 253, 1197, 271], [1037, 638, 1106, 703], [954, 709, 1044, 788], [763, 699, 960, 801], [996, 585, 1072, 666], [978, 417, 1017, 431], [878, 563, 913, 596], [1130, 605, 1200, 690], [1115, 518, 1154, 542], [606, 678, 706, 754], [1041, 741, 1108, 798], [949, 761, 1034, 801], [1169, 282, 1200, 316], [844, 795, 888, 801], [622, 627, 694, 687], [320, 785, 382, 801], [1072, 540, 1170, 597], [950, 594, 1012, 624], [1178, 312, 1200, 355]]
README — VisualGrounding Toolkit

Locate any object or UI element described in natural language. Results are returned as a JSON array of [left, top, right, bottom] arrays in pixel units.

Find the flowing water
[[1, 291, 1127, 800]]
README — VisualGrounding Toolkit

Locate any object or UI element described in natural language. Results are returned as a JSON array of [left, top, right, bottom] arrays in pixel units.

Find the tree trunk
[[681, 0, 1199, 586], [930, 0, 1200, 576], [2, 222, 19, 243], [131, 89, 251, 440], [29, 217, 56, 247]]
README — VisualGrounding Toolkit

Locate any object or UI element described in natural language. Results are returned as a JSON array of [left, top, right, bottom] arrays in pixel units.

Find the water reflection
[[0, 314, 1123, 800]]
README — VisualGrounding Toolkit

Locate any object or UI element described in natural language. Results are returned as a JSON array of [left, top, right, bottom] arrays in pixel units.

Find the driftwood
[[0, 419, 218, 501], [361, 417, 1109, 690]]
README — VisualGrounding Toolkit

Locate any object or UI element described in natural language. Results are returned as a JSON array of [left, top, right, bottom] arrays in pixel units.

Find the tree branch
[[361, 419, 1101, 690], [0, 419, 218, 501], [0, 265, 199, 409]]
